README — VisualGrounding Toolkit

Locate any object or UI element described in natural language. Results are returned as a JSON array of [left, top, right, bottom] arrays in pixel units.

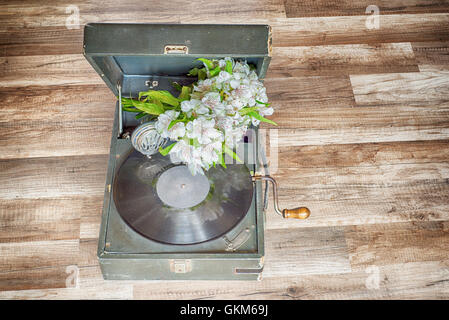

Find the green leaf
[[121, 97, 138, 108], [139, 90, 180, 107], [255, 99, 270, 106], [225, 60, 233, 74], [122, 105, 140, 113], [188, 67, 199, 76], [217, 150, 227, 169], [178, 86, 191, 101], [152, 98, 164, 109], [209, 66, 221, 77], [172, 82, 182, 91], [197, 58, 214, 70], [135, 112, 146, 120], [188, 138, 200, 148], [159, 143, 176, 156], [198, 68, 207, 80], [168, 119, 183, 130], [223, 145, 242, 163], [131, 100, 165, 115], [248, 111, 278, 126], [239, 107, 259, 116]]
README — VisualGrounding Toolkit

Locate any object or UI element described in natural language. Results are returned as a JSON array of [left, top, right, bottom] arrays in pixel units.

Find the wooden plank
[[0, 27, 83, 56], [350, 71, 449, 105], [263, 71, 449, 146], [0, 266, 133, 298], [0, 0, 286, 28], [0, 240, 79, 272], [272, 14, 449, 47], [0, 85, 115, 122], [265, 75, 356, 108], [268, 43, 418, 77], [0, 266, 69, 291], [0, 85, 115, 159], [0, 120, 113, 159], [345, 221, 449, 270], [276, 140, 449, 168], [132, 261, 449, 299], [283, 0, 449, 18], [413, 41, 449, 72], [0, 155, 108, 200], [274, 163, 449, 188], [275, 126, 449, 147], [0, 198, 82, 243], [264, 226, 351, 277], [79, 196, 103, 240], [79, 239, 98, 267], [0, 54, 102, 87], [268, 99, 449, 129]]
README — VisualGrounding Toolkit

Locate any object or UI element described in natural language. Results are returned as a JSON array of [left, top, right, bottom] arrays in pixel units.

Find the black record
[[113, 150, 254, 245]]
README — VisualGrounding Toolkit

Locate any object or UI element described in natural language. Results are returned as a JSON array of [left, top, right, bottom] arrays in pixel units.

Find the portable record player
[[84, 23, 310, 280]]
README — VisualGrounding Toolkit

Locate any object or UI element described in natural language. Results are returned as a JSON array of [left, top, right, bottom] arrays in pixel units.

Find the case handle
[[252, 175, 310, 220]]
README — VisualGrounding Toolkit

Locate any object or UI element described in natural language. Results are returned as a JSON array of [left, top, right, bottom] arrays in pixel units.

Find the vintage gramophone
[[84, 23, 310, 280]]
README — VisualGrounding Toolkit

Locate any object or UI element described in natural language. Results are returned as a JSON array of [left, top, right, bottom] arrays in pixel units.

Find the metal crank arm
[[252, 175, 311, 219]]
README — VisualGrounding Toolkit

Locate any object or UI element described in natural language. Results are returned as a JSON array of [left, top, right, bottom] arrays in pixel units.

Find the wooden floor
[[1, 0, 449, 299]]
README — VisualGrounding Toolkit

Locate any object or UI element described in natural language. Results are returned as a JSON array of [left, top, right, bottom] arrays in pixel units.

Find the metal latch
[[164, 45, 189, 54], [169, 259, 192, 273]]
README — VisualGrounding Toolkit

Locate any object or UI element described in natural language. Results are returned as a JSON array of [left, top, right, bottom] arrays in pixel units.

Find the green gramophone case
[[83, 23, 295, 280]]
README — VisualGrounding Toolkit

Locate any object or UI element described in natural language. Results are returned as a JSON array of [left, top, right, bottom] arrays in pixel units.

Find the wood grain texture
[[264, 226, 351, 276], [413, 41, 449, 71], [345, 221, 449, 270], [276, 140, 449, 168], [0, 240, 79, 273], [0, 266, 70, 292], [0, 85, 115, 159], [0, 198, 81, 243], [0, 55, 103, 87], [268, 43, 419, 77], [0, 0, 286, 28], [283, 0, 449, 17], [350, 71, 449, 105], [272, 14, 449, 47], [1, 0, 449, 300], [0, 85, 115, 122], [0, 155, 108, 199]]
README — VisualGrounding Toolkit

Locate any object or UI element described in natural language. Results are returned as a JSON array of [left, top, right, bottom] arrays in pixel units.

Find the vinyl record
[[113, 150, 254, 245]]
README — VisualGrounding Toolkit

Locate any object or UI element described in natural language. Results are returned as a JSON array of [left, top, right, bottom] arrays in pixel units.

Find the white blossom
[[154, 58, 275, 175]]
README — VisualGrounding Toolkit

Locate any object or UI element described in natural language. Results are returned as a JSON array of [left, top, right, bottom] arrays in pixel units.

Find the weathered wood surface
[[0, 0, 448, 299]]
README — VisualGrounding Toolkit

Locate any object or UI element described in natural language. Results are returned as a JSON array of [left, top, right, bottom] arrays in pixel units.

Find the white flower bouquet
[[122, 57, 276, 175]]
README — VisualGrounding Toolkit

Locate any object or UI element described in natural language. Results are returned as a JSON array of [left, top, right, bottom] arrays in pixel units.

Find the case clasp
[[169, 259, 192, 273], [164, 45, 189, 54]]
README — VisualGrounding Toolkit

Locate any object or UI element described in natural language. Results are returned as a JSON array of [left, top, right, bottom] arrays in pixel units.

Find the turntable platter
[[113, 150, 254, 245]]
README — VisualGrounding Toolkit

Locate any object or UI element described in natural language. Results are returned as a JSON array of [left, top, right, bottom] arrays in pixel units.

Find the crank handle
[[252, 175, 311, 220], [283, 207, 310, 219]]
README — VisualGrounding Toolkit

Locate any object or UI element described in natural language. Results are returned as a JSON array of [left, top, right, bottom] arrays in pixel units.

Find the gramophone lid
[[83, 23, 271, 97]]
